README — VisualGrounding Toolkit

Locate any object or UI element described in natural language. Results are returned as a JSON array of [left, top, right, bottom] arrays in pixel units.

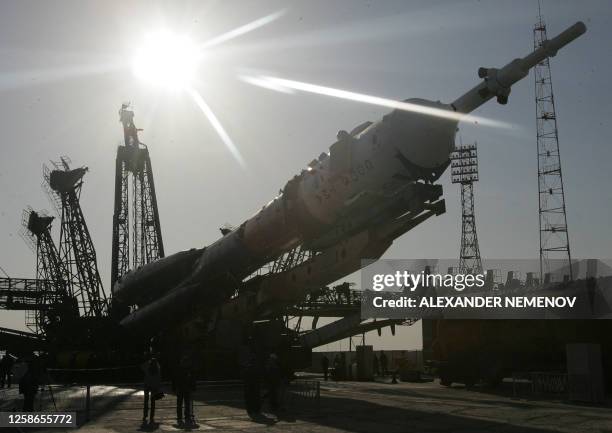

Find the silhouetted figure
[[0, 353, 14, 388], [321, 355, 330, 381], [174, 354, 196, 427], [119, 103, 140, 147], [380, 351, 388, 376], [19, 355, 41, 412], [373, 354, 380, 377], [265, 353, 281, 413], [333, 354, 341, 381], [141, 353, 161, 427], [241, 342, 262, 418], [336, 282, 351, 303], [274, 341, 293, 413]]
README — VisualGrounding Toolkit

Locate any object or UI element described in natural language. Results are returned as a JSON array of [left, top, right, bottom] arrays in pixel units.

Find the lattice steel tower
[[534, 4, 573, 281], [20, 208, 72, 333], [450, 142, 482, 275], [44, 157, 108, 317], [111, 103, 164, 288]]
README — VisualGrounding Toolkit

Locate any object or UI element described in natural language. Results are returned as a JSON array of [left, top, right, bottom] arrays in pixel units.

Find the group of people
[[241, 342, 290, 419], [373, 351, 390, 377], [140, 343, 289, 428], [141, 351, 196, 429], [320, 353, 349, 381], [320, 350, 390, 381]]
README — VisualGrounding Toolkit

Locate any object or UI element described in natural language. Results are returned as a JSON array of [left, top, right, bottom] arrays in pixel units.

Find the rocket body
[[116, 22, 586, 333]]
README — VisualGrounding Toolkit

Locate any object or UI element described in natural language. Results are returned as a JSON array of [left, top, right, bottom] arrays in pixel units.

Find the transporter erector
[[113, 22, 587, 349]]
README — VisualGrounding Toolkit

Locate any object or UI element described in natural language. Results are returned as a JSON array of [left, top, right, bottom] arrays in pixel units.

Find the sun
[[131, 31, 199, 90]]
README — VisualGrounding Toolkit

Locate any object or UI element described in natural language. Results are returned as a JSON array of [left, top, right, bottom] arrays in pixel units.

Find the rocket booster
[[116, 22, 586, 333]]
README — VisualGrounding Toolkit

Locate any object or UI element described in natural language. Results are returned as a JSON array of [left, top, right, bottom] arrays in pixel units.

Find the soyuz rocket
[[114, 22, 586, 335]]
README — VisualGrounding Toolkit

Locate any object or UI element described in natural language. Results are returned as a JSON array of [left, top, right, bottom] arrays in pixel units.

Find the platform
[[2, 379, 612, 432]]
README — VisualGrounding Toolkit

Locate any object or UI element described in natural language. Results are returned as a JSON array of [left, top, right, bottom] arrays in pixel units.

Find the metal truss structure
[[0, 277, 53, 311], [111, 105, 164, 287], [44, 157, 107, 317], [534, 6, 573, 281], [17, 208, 71, 333], [284, 282, 417, 348], [450, 142, 483, 275]]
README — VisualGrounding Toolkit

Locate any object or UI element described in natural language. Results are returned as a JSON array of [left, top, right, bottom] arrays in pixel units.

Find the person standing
[[141, 353, 161, 427], [333, 354, 341, 381], [265, 353, 281, 413], [241, 341, 262, 418], [174, 354, 196, 427], [19, 354, 40, 412], [373, 354, 380, 377], [321, 355, 330, 381], [380, 351, 388, 376], [0, 353, 14, 388]]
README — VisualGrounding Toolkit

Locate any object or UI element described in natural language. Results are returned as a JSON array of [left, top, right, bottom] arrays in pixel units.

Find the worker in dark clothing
[[241, 342, 262, 418], [380, 351, 388, 376], [174, 354, 196, 427], [141, 353, 162, 427], [333, 354, 341, 381], [373, 354, 380, 377], [0, 353, 14, 388], [19, 355, 41, 412], [321, 355, 330, 381], [265, 353, 281, 413]]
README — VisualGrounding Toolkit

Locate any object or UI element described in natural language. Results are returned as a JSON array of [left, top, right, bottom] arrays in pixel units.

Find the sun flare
[[131, 31, 199, 90]]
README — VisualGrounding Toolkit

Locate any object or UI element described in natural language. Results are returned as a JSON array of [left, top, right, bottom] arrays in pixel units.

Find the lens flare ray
[[187, 87, 246, 168], [0, 62, 122, 92], [200, 10, 285, 51], [239, 75, 512, 129]]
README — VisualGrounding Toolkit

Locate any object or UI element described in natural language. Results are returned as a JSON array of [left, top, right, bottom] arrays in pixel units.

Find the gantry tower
[[19, 208, 73, 333], [44, 157, 107, 317], [111, 103, 164, 288]]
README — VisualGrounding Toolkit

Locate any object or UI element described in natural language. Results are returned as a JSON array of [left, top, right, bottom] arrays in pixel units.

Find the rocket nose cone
[[387, 99, 457, 169]]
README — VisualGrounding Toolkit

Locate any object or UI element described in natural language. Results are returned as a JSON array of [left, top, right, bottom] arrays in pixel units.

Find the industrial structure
[[43, 158, 107, 317], [19, 208, 71, 334], [111, 104, 164, 287], [534, 5, 573, 281], [0, 21, 589, 380], [450, 142, 482, 275]]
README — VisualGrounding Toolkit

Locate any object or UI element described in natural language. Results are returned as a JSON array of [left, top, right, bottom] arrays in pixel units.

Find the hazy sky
[[0, 1, 610, 350]]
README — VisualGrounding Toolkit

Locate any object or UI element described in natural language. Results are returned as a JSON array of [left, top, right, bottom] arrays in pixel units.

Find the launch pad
[[3, 378, 612, 432], [0, 5, 602, 433]]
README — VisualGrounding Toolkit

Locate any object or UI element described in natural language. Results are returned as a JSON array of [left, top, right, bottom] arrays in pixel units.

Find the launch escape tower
[[44, 157, 107, 317], [450, 142, 482, 275], [534, 6, 573, 281], [111, 104, 164, 288]]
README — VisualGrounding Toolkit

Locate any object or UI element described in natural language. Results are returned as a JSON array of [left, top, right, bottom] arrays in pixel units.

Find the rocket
[[114, 22, 586, 335]]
